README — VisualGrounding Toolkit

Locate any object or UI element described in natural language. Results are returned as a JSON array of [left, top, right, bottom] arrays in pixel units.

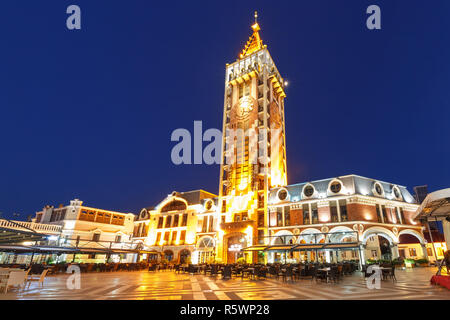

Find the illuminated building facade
[[33, 199, 136, 263], [216, 13, 287, 264], [135, 14, 428, 266], [265, 175, 426, 264], [133, 190, 219, 264]]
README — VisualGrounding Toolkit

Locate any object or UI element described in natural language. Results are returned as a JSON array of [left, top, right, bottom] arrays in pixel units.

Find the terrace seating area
[[166, 262, 359, 283], [362, 262, 397, 282], [0, 262, 150, 275]]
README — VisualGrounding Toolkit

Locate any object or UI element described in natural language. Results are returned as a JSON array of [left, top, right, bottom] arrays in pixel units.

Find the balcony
[[220, 220, 254, 232]]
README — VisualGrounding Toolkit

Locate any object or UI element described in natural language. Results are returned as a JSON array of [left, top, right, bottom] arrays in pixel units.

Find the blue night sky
[[0, 1, 449, 219]]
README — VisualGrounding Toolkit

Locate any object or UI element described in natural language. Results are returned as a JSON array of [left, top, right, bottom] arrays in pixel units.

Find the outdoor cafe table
[[242, 268, 256, 279]]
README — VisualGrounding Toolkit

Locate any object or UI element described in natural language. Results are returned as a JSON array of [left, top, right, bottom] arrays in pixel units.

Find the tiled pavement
[[1, 267, 449, 300]]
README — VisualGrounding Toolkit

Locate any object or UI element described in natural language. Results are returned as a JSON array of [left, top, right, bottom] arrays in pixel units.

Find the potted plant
[[392, 257, 404, 268], [414, 258, 429, 267]]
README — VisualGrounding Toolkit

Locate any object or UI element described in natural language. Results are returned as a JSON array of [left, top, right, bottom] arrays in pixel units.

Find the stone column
[[358, 244, 366, 270], [391, 243, 400, 259], [421, 243, 429, 260]]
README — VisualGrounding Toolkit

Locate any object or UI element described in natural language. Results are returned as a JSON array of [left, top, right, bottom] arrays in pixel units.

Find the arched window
[[163, 250, 174, 261]]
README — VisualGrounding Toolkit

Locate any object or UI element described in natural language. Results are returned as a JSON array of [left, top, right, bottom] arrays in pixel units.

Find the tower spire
[[239, 11, 263, 58]]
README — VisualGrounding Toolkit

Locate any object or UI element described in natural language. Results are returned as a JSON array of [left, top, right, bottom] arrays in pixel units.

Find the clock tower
[[216, 12, 288, 263]]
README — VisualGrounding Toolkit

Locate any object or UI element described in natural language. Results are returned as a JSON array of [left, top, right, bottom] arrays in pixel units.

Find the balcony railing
[[0, 219, 62, 234]]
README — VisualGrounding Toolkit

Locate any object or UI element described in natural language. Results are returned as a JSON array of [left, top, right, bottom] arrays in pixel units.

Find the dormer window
[[330, 181, 342, 193], [303, 185, 315, 198], [277, 188, 288, 201]]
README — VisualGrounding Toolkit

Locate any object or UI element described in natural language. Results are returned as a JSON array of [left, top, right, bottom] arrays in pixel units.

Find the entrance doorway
[[226, 234, 247, 264]]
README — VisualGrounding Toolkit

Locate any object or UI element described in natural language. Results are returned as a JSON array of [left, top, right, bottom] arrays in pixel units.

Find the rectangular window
[[163, 232, 169, 244], [284, 206, 290, 226], [276, 207, 283, 226], [165, 216, 172, 228], [92, 233, 100, 242], [209, 215, 214, 232], [258, 230, 265, 245], [399, 207, 406, 224], [179, 230, 186, 245], [155, 232, 161, 245], [371, 250, 378, 258], [330, 201, 339, 222], [311, 203, 318, 224], [339, 200, 348, 222], [381, 205, 388, 223], [171, 231, 178, 245], [157, 217, 164, 229], [409, 248, 417, 257], [376, 205, 383, 223], [115, 235, 121, 243], [258, 194, 264, 208], [303, 204, 310, 225], [427, 247, 433, 256], [181, 214, 188, 226], [202, 217, 208, 233], [257, 211, 264, 227], [173, 215, 179, 227]]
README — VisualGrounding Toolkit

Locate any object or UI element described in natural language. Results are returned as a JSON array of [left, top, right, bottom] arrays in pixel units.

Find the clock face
[[237, 96, 253, 118]]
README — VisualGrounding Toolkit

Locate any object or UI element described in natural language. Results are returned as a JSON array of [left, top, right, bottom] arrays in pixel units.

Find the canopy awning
[[241, 245, 268, 252], [0, 244, 147, 255], [264, 245, 295, 251], [0, 227, 49, 245], [414, 188, 450, 220], [291, 244, 324, 251], [323, 243, 360, 250]]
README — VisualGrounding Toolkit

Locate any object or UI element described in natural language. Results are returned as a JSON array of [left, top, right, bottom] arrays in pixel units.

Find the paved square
[[1, 267, 449, 300]]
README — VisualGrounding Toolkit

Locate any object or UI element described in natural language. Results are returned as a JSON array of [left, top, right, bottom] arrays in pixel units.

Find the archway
[[297, 228, 323, 244], [362, 227, 397, 261], [163, 250, 174, 262], [179, 249, 191, 264], [398, 229, 427, 260], [271, 230, 294, 245], [296, 228, 322, 262]]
